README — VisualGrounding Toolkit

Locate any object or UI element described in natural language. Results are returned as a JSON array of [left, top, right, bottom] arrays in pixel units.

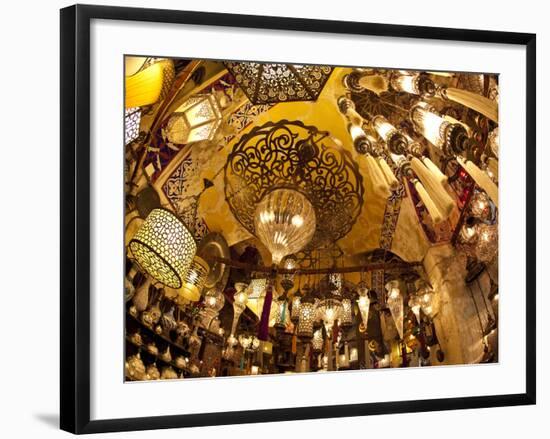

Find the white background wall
[[0, 0, 546, 437]]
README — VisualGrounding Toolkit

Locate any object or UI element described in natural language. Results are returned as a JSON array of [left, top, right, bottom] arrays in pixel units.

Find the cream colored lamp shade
[[129, 208, 196, 289], [312, 329, 324, 352], [165, 94, 223, 145], [176, 256, 210, 302], [254, 188, 316, 265], [125, 59, 175, 108]]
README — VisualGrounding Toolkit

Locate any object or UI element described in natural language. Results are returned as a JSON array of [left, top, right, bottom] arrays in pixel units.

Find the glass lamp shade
[[385, 280, 404, 339], [177, 256, 210, 302], [317, 299, 343, 334], [297, 301, 316, 339], [231, 282, 249, 334], [411, 103, 448, 148], [372, 115, 397, 143], [165, 94, 223, 145], [204, 287, 225, 313], [254, 189, 316, 265], [129, 208, 196, 289], [341, 298, 353, 327], [357, 283, 371, 328], [246, 278, 268, 317], [416, 282, 439, 319]]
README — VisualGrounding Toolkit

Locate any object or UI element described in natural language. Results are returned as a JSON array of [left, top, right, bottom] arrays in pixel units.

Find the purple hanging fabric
[[258, 284, 273, 340]]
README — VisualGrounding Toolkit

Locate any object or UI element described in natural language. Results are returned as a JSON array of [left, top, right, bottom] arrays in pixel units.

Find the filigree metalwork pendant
[[224, 62, 332, 104], [224, 120, 364, 250]]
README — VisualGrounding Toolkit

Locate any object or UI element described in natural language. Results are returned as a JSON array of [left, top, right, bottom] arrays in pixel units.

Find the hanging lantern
[[231, 282, 249, 335], [246, 278, 268, 317], [254, 188, 316, 265], [390, 72, 435, 96], [410, 102, 469, 155], [357, 282, 371, 330], [273, 298, 289, 329], [290, 290, 302, 323], [165, 93, 223, 145], [317, 298, 343, 335], [174, 256, 210, 303], [281, 255, 298, 292], [312, 329, 324, 352], [129, 208, 196, 289], [340, 298, 353, 327], [372, 115, 408, 155], [297, 299, 316, 339], [385, 280, 404, 339], [416, 281, 439, 319], [204, 287, 225, 314]]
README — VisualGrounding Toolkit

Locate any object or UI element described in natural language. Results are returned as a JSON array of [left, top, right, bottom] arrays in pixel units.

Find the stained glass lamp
[[129, 208, 196, 289]]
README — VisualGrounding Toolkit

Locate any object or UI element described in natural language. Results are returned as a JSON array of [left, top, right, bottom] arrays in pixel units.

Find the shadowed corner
[[34, 413, 59, 430]]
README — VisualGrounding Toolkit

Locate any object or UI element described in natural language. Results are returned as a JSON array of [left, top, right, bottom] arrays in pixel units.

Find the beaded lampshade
[[129, 208, 196, 289]]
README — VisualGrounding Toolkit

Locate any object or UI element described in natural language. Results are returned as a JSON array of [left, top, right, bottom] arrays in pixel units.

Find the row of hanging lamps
[[125, 58, 175, 108], [254, 188, 317, 265], [338, 97, 392, 195]]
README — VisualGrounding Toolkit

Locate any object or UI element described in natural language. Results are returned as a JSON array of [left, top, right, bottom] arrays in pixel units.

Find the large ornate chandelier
[[225, 120, 364, 251], [254, 189, 316, 265]]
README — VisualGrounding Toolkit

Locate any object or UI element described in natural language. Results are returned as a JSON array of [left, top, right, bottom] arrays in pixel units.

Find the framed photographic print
[[60, 4, 536, 434]]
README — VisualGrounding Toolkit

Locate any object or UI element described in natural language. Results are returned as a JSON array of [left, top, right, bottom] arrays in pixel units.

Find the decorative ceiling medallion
[[224, 62, 333, 104], [224, 120, 364, 249]]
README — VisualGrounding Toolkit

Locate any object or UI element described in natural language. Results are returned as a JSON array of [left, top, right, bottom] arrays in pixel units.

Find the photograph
[[123, 57, 500, 381]]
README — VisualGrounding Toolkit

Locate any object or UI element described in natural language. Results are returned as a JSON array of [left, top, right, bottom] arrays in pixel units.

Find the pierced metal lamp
[[129, 208, 196, 289]]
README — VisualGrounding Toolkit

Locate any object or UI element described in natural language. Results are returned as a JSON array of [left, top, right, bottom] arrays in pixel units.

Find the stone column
[[423, 244, 484, 365]]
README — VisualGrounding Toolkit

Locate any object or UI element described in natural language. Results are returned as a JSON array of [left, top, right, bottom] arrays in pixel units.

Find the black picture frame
[[60, 4, 536, 434]]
